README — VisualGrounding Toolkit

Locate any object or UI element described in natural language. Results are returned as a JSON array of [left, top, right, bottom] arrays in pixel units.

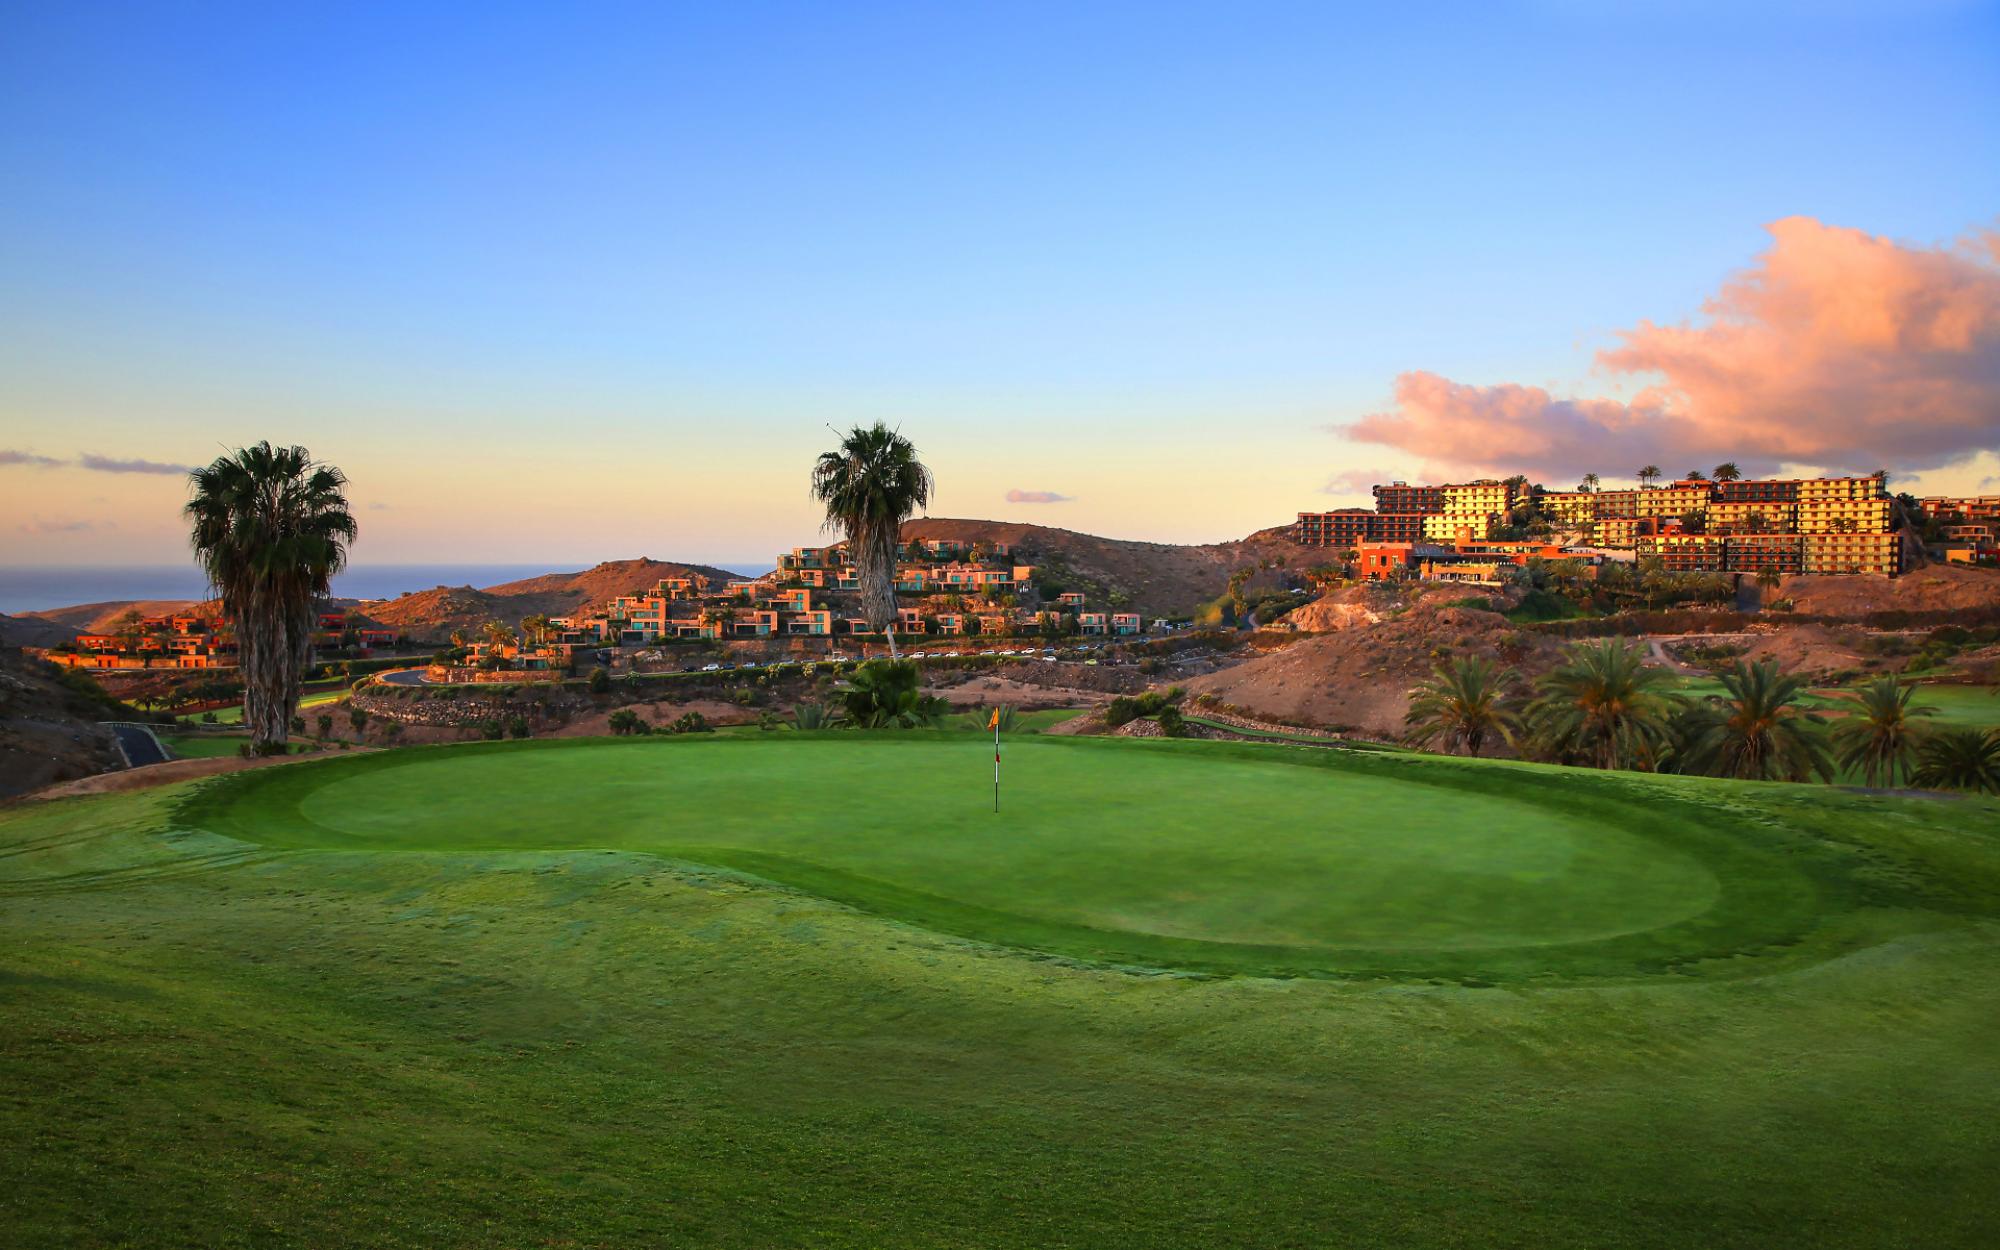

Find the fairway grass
[[178, 736, 1843, 982], [4, 733, 1999, 1248]]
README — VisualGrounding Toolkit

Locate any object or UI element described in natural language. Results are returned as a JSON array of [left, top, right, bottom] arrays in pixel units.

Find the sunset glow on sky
[[2, 2, 1996, 568]]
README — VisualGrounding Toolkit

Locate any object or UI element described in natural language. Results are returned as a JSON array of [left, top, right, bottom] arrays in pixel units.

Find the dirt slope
[[901, 518, 1314, 617], [357, 558, 742, 640], [1184, 588, 1565, 739], [1779, 564, 2000, 617]]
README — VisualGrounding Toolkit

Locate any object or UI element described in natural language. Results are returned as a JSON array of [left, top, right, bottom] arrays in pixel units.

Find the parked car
[[701, 663, 720, 672]]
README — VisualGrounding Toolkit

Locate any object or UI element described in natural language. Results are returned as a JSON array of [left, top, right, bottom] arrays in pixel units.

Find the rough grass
[[3, 733, 1998, 1249]]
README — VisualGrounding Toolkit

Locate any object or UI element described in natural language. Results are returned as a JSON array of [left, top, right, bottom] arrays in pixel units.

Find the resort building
[[1310, 471, 1904, 576]]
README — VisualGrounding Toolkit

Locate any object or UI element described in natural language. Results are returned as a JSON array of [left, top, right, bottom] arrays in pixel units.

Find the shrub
[[756, 709, 782, 732], [1156, 706, 1188, 737], [607, 709, 649, 736], [348, 706, 369, 732], [793, 702, 833, 730], [477, 719, 505, 740], [669, 710, 712, 734], [315, 713, 333, 738], [505, 715, 531, 739], [290, 715, 306, 734], [1104, 696, 1142, 728], [587, 668, 611, 694]]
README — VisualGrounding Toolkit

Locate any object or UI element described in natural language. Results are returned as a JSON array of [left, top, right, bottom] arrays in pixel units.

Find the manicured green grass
[[4, 733, 1998, 1248], [1668, 676, 2000, 741], [201, 687, 347, 725]]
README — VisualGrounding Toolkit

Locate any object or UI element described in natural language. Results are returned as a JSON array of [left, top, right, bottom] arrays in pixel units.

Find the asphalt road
[[107, 723, 168, 767]]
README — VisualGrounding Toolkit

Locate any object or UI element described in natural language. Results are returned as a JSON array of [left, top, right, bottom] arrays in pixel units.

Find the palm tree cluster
[[1404, 643, 1996, 791]]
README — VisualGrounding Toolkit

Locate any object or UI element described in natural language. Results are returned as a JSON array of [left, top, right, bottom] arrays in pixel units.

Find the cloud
[[1337, 217, 2000, 483], [0, 449, 64, 467], [1319, 467, 1399, 498], [1006, 489, 1073, 504], [20, 518, 98, 534], [0, 449, 199, 475], [368, 502, 389, 511], [77, 453, 196, 475]]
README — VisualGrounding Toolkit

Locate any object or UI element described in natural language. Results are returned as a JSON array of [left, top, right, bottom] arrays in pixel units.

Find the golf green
[[177, 735, 1830, 981]]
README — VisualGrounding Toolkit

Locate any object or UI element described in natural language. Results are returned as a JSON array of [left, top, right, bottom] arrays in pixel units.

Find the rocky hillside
[[357, 558, 743, 641], [1183, 584, 1567, 740], [900, 518, 1315, 618], [1777, 563, 2000, 618], [0, 648, 127, 798]]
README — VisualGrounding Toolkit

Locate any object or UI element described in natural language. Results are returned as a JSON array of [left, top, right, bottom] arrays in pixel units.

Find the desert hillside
[[1778, 563, 2000, 617], [901, 517, 1313, 617], [19, 598, 201, 635], [357, 557, 742, 640], [1184, 584, 1567, 740], [0, 613, 81, 648]]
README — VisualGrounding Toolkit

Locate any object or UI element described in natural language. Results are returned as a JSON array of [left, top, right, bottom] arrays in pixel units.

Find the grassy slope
[[3, 737, 1998, 1249]]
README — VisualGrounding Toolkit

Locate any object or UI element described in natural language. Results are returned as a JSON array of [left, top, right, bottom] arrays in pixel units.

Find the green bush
[[587, 668, 611, 694], [505, 715, 531, 739], [477, 719, 505, 740], [1156, 706, 1188, 737], [669, 711, 712, 735], [607, 709, 649, 736]]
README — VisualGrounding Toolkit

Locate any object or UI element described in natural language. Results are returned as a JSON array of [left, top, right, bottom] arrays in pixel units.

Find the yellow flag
[[988, 708, 1001, 730]]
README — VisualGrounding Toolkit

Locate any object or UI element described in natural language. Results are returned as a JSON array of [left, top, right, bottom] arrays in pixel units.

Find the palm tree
[[1580, 472, 1600, 493], [1636, 465, 1662, 490], [812, 424, 934, 658], [1404, 656, 1521, 758], [1525, 639, 1682, 770], [1675, 659, 1834, 782], [1755, 566, 1783, 595], [1684, 469, 1706, 482], [1834, 676, 1935, 787], [185, 442, 356, 752], [1910, 728, 2000, 794], [841, 658, 927, 727], [1712, 463, 1742, 482], [520, 614, 552, 646]]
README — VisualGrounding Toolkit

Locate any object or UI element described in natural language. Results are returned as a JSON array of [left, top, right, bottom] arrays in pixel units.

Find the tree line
[[1405, 641, 1999, 793]]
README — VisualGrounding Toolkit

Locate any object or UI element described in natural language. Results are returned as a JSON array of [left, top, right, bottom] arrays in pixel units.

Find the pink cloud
[[1318, 467, 1399, 498], [1339, 217, 2000, 483], [1006, 489, 1072, 504]]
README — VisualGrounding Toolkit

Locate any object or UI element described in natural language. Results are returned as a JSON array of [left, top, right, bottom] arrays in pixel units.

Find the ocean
[[0, 563, 761, 616]]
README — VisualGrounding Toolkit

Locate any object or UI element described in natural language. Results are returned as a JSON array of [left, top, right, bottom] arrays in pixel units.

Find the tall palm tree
[[1580, 472, 1600, 492], [1676, 659, 1834, 782], [1684, 469, 1707, 482], [1755, 566, 1783, 595], [1525, 639, 1682, 770], [1636, 465, 1662, 490], [1834, 676, 1935, 787], [812, 424, 934, 658], [1712, 462, 1742, 482], [185, 442, 356, 752], [1404, 656, 1521, 758], [1910, 728, 2000, 794]]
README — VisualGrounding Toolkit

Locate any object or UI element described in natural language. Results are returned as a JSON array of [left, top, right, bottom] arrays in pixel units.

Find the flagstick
[[993, 715, 1001, 814]]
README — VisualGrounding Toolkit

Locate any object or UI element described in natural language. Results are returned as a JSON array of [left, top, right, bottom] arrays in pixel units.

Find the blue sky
[[2, 1, 1996, 565]]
